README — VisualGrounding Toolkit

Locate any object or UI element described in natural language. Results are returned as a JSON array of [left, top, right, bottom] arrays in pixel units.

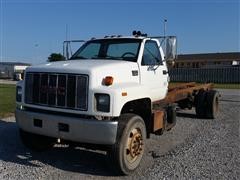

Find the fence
[[169, 66, 240, 83]]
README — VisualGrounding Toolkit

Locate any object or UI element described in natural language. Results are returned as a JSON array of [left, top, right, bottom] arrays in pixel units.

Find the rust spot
[[153, 111, 164, 132]]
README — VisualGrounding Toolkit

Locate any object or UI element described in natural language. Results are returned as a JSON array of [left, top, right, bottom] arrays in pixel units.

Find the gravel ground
[[0, 89, 239, 180]]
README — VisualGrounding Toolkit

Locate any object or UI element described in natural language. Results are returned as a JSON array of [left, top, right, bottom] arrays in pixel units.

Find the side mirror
[[165, 36, 177, 61], [148, 35, 177, 67]]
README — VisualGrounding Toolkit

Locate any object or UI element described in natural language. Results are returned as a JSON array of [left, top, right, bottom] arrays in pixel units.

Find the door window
[[142, 40, 162, 66]]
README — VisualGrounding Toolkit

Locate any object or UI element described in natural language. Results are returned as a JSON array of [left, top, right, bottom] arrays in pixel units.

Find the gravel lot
[[0, 89, 239, 179]]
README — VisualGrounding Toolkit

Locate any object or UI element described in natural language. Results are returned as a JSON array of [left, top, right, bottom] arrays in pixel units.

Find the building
[[174, 52, 240, 68], [0, 62, 31, 79]]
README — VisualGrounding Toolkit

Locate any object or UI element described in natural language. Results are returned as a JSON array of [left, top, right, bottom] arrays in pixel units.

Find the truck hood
[[26, 60, 140, 87]]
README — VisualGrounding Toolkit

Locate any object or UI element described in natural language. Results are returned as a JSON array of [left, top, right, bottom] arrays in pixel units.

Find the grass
[[212, 83, 240, 89], [170, 82, 240, 89], [0, 84, 16, 118]]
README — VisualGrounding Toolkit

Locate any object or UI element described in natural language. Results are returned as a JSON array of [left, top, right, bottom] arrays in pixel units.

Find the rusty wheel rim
[[125, 128, 144, 164]]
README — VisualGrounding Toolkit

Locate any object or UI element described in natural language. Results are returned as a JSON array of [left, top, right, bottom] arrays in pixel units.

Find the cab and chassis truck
[[15, 32, 219, 175]]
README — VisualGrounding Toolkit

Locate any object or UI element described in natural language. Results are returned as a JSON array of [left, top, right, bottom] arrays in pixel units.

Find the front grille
[[25, 72, 88, 111]]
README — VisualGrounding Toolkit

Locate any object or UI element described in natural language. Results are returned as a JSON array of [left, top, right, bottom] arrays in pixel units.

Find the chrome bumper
[[15, 109, 118, 145]]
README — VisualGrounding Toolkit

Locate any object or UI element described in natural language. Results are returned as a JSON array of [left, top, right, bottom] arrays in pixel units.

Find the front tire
[[19, 129, 55, 151], [108, 114, 147, 175]]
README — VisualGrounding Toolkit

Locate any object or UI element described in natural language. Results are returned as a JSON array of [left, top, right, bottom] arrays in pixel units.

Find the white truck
[[15, 31, 219, 175]]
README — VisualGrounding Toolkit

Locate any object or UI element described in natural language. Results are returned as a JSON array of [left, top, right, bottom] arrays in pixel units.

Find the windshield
[[70, 38, 141, 62]]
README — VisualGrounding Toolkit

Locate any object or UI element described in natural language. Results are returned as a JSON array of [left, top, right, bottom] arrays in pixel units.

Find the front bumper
[[15, 109, 118, 145]]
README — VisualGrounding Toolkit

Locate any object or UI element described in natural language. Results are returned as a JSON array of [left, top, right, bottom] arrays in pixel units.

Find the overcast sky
[[0, 0, 239, 64]]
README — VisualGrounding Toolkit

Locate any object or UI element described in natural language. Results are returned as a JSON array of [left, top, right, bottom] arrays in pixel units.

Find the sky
[[0, 0, 239, 64]]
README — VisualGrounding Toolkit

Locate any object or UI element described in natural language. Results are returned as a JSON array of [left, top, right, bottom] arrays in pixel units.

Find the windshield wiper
[[91, 55, 123, 60], [104, 55, 123, 60], [70, 56, 87, 60]]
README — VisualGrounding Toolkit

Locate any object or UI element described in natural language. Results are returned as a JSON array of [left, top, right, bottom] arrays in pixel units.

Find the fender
[[92, 82, 153, 117]]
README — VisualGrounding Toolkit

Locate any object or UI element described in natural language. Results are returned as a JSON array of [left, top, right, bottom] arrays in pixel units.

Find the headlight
[[95, 93, 110, 112], [16, 86, 22, 102]]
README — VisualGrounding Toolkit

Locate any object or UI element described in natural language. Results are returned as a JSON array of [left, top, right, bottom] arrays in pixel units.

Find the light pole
[[164, 19, 167, 38], [0, 0, 3, 63], [164, 19, 167, 58], [34, 44, 39, 62]]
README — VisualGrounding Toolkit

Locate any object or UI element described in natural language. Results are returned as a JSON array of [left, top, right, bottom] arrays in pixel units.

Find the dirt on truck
[[15, 31, 220, 175]]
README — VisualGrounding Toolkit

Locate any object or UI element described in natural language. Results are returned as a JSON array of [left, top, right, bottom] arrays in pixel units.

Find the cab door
[[139, 40, 168, 101]]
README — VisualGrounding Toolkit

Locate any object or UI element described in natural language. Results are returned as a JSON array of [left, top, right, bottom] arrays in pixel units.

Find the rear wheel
[[107, 114, 146, 175], [167, 104, 176, 125], [195, 90, 207, 118], [205, 90, 219, 119], [19, 129, 55, 151], [166, 104, 177, 130], [195, 90, 219, 119]]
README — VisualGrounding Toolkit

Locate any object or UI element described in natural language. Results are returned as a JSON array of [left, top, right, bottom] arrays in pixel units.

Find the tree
[[48, 53, 66, 62]]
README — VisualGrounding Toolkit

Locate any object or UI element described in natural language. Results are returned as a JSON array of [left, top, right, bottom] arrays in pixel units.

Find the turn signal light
[[104, 76, 114, 86]]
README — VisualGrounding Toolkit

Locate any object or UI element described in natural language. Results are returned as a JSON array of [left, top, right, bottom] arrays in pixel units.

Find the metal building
[[0, 62, 31, 80], [174, 52, 240, 68]]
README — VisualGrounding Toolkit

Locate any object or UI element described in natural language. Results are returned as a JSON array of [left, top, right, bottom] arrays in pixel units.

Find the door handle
[[163, 70, 168, 75]]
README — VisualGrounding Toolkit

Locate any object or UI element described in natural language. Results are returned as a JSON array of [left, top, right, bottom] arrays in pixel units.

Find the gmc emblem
[[40, 86, 66, 96]]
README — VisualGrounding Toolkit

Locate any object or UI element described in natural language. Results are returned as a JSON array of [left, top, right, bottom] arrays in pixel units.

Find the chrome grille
[[25, 72, 88, 111]]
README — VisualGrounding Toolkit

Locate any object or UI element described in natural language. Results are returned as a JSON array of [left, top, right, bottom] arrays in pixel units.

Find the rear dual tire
[[195, 90, 219, 119]]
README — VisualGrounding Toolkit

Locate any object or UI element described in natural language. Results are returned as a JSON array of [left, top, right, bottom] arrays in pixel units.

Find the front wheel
[[107, 114, 147, 175]]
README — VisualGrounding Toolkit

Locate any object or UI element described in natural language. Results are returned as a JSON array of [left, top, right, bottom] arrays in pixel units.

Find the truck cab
[[16, 32, 177, 175]]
